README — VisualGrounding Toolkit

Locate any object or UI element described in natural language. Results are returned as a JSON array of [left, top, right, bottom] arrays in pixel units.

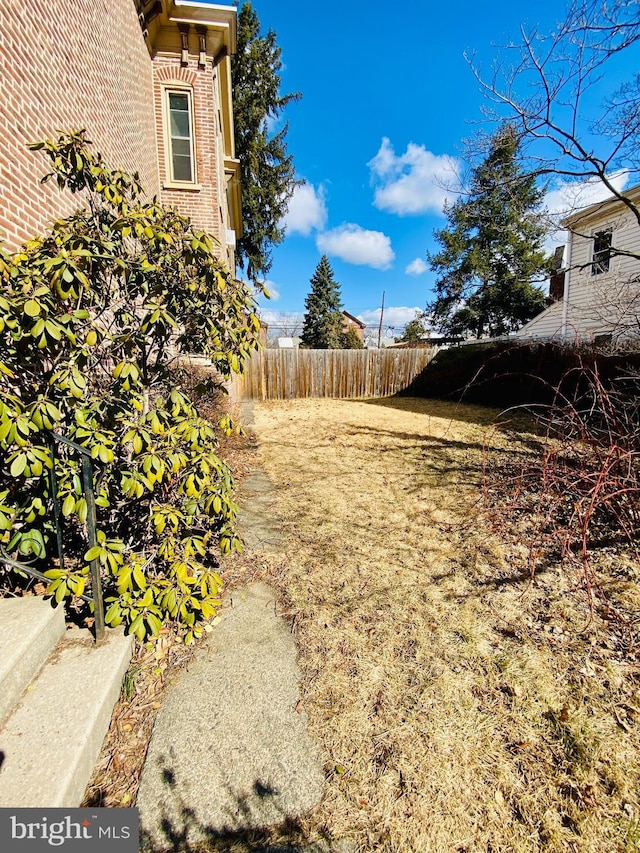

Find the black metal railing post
[[80, 453, 105, 642], [48, 437, 66, 572], [2, 432, 107, 642], [48, 433, 106, 642]]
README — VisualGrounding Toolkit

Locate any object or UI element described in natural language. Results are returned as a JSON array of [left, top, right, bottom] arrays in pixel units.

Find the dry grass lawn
[[233, 396, 640, 853]]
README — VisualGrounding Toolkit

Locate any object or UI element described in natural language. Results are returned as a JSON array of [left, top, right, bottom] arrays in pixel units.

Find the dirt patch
[[232, 397, 640, 853]]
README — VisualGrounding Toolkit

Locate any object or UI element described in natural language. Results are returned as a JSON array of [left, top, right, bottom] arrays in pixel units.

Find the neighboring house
[[364, 335, 396, 349], [516, 185, 640, 345], [341, 311, 366, 343], [277, 337, 301, 349], [0, 0, 241, 271]]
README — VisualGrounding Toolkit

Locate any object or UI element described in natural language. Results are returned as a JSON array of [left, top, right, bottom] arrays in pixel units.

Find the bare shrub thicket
[[485, 354, 640, 598]]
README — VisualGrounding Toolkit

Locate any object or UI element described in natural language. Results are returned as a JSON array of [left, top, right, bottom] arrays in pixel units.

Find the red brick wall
[[342, 314, 366, 342], [153, 60, 223, 241], [0, 0, 158, 250]]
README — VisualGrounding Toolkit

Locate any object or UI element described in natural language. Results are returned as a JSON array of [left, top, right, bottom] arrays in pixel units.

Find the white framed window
[[162, 85, 197, 186], [591, 228, 612, 275]]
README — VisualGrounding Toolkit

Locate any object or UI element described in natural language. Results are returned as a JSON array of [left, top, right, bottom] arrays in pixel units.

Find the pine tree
[[301, 256, 344, 349], [232, 3, 300, 281], [427, 126, 550, 338]]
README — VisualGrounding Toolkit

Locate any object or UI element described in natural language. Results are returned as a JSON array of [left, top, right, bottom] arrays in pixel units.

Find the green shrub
[[339, 326, 364, 349], [0, 131, 262, 642]]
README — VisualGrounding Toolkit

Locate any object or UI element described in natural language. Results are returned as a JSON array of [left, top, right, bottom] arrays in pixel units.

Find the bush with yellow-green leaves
[[0, 131, 262, 642]]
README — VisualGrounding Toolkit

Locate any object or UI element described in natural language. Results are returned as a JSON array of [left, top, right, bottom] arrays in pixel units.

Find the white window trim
[[161, 82, 201, 190]]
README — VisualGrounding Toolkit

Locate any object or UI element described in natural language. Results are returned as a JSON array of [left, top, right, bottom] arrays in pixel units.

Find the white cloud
[[357, 306, 423, 330], [405, 258, 428, 276], [368, 137, 460, 216], [255, 280, 280, 302], [316, 223, 395, 269], [265, 113, 284, 136], [281, 182, 327, 236], [545, 170, 631, 219]]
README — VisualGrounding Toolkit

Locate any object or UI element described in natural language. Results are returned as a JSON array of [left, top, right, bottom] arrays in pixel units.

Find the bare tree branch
[[469, 1, 640, 225]]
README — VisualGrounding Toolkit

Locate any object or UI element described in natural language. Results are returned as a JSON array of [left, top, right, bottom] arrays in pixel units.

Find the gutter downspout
[[560, 232, 572, 343]]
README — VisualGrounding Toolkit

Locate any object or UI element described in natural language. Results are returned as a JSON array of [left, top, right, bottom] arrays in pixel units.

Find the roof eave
[[561, 182, 640, 229], [168, 1, 237, 51]]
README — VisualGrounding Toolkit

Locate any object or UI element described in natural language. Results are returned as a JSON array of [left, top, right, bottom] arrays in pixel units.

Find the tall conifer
[[301, 256, 344, 349], [232, 3, 300, 280], [427, 126, 550, 338]]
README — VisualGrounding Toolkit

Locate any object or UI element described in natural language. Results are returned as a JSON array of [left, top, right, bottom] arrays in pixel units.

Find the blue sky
[[228, 0, 638, 339]]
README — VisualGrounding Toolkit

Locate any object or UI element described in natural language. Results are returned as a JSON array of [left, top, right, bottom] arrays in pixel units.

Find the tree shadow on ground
[[140, 796, 308, 853], [138, 755, 347, 853], [341, 422, 536, 461], [443, 561, 556, 599], [350, 395, 537, 435]]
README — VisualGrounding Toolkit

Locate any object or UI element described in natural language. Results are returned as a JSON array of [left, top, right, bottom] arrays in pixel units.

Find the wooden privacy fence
[[233, 347, 438, 401]]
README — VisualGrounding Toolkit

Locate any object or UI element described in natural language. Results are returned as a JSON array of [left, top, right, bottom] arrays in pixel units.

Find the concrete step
[[0, 623, 133, 807], [0, 597, 65, 726]]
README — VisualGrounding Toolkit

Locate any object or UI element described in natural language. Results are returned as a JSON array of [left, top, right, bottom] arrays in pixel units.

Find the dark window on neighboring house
[[591, 229, 612, 275], [167, 91, 195, 183]]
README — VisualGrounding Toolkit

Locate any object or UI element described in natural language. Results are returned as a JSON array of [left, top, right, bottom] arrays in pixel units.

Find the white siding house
[[516, 185, 640, 345]]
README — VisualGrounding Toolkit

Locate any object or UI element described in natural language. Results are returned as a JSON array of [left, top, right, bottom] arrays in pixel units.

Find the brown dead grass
[[232, 396, 640, 853]]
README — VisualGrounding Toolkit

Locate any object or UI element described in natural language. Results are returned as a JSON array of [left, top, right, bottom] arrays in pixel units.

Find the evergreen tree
[[232, 2, 301, 281], [301, 256, 344, 349], [427, 126, 550, 338], [340, 326, 365, 349]]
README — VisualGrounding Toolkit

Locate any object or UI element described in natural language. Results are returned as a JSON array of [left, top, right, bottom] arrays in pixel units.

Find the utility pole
[[377, 291, 385, 349]]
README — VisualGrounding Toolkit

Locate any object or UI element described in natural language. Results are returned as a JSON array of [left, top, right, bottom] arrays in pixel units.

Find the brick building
[[341, 311, 366, 344], [0, 0, 241, 270]]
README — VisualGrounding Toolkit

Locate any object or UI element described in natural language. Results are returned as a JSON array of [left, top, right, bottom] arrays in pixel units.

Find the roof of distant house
[[562, 182, 640, 228], [342, 311, 366, 328]]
